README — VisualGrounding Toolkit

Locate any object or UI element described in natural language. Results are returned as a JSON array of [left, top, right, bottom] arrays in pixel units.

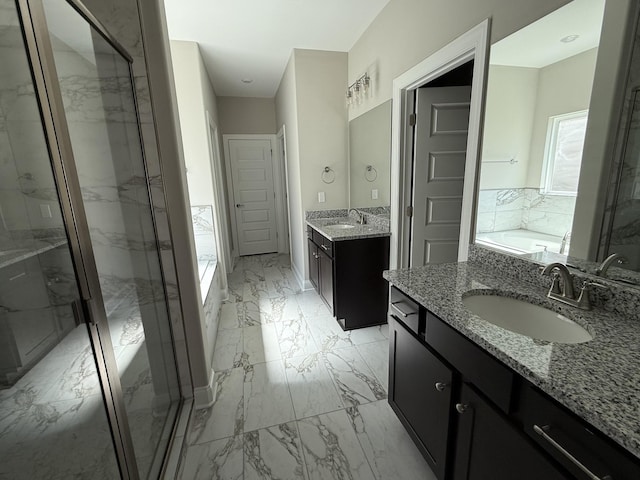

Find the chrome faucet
[[594, 253, 627, 277], [348, 208, 366, 225], [541, 262, 575, 300]]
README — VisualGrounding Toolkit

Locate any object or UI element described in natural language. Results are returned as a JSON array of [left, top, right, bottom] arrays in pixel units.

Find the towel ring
[[365, 165, 377, 182], [321, 166, 336, 184]]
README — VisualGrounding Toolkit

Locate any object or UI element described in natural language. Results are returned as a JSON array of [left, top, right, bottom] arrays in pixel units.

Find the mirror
[[349, 99, 392, 212], [474, 0, 640, 285]]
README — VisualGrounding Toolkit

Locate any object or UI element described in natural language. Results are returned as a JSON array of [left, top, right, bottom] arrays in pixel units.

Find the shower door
[[0, 0, 121, 478], [7, 0, 183, 478]]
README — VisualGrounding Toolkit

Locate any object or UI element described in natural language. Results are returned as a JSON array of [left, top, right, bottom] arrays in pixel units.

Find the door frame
[[276, 125, 292, 256], [390, 19, 491, 268], [205, 112, 231, 287], [223, 134, 284, 257]]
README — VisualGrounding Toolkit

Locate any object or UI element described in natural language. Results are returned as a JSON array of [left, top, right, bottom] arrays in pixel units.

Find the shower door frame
[[14, 0, 184, 478]]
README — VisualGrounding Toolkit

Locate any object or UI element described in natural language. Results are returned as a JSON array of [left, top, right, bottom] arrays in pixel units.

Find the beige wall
[[274, 49, 348, 285], [526, 48, 598, 187], [275, 54, 305, 283], [295, 50, 349, 213], [169, 40, 228, 372], [480, 65, 538, 189], [218, 96, 277, 134], [347, 0, 569, 121]]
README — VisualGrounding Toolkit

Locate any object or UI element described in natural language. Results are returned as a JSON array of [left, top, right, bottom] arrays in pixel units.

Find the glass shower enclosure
[[0, 0, 181, 478]]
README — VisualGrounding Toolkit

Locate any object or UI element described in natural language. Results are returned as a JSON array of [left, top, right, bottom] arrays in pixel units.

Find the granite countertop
[[383, 262, 640, 460], [306, 217, 390, 241], [0, 238, 67, 269]]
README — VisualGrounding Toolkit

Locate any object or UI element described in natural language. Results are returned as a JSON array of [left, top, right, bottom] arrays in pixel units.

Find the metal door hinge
[[406, 205, 413, 217], [409, 113, 417, 126]]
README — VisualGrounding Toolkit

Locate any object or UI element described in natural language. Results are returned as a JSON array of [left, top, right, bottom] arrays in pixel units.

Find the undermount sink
[[462, 294, 593, 344], [328, 224, 356, 229]]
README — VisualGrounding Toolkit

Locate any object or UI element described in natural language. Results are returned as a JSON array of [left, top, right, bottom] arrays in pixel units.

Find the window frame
[[540, 109, 589, 196]]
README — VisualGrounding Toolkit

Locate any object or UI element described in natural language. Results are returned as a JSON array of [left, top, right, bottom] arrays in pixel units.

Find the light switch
[[40, 204, 52, 218], [371, 189, 379, 200], [318, 192, 326, 203]]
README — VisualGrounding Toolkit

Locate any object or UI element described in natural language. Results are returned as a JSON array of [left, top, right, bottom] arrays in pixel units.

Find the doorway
[[224, 134, 284, 257], [1, 0, 182, 478], [390, 20, 490, 269]]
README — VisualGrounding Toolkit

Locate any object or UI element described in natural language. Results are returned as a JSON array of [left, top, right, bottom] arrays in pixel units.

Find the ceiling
[[163, 0, 391, 98], [490, 0, 605, 68]]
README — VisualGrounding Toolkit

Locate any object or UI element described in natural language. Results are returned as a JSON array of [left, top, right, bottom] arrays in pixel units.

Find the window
[[541, 110, 588, 195]]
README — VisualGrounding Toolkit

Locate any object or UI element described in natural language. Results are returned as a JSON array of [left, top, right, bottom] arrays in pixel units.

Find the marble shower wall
[[80, 0, 193, 397], [477, 188, 576, 237], [192, 205, 217, 263]]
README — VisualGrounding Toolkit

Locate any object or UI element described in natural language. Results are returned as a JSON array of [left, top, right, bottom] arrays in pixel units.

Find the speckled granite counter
[[383, 262, 640, 460], [306, 217, 390, 241]]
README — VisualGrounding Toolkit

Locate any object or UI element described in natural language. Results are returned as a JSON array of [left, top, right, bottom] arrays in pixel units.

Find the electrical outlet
[[371, 189, 379, 200], [318, 192, 326, 203]]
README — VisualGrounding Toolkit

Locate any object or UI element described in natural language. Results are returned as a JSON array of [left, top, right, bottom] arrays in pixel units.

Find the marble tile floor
[[179, 253, 435, 480], [0, 301, 172, 480]]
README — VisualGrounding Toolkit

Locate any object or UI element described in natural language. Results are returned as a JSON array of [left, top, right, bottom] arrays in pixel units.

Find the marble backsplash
[[477, 188, 576, 237]]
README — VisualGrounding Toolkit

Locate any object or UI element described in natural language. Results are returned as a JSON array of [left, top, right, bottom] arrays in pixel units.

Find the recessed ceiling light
[[241, 78, 253, 84], [560, 35, 580, 43]]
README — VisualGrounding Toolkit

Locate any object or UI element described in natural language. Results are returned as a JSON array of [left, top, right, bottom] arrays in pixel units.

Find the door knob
[[434, 382, 447, 392], [456, 403, 469, 414], [236, 203, 244, 208]]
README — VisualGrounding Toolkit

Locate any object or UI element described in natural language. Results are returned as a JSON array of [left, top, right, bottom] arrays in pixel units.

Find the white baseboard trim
[[291, 260, 305, 291], [193, 368, 217, 409]]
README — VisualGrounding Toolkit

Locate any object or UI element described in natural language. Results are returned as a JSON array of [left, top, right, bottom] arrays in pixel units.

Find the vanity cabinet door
[[318, 248, 333, 312], [389, 317, 453, 480], [453, 383, 567, 480], [308, 238, 319, 291]]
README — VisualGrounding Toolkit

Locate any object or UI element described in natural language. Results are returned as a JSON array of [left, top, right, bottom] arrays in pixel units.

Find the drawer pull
[[390, 301, 416, 317], [533, 425, 612, 480], [434, 382, 447, 392], [455, 403, 468, 414], [320, 244, 328, 251]]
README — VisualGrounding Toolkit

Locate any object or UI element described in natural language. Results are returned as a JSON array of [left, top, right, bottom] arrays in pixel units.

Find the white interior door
[[229, 138, 278, 256], [411, 86, 471, 266]]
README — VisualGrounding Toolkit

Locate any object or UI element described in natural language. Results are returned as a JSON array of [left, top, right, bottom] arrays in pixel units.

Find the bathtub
[[476, 229, 564, 255]]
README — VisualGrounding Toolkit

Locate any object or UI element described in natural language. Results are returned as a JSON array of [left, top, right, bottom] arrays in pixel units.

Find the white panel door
[[411, 86, 471, 266], [229, 139, 278, 255]]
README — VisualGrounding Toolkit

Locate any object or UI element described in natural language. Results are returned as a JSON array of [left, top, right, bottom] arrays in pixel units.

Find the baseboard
[[193, 368, 217, 409], [290, 260, 305, 291]]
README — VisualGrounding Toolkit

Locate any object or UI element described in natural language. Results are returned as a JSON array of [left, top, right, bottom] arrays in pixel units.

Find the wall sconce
[[346, 72, 370, 107]]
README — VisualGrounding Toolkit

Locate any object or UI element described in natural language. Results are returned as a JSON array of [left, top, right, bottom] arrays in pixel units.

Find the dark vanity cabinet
[[387, 286, 640, 480], [307, 225, 389, 329], [389, 315, 453, 479]]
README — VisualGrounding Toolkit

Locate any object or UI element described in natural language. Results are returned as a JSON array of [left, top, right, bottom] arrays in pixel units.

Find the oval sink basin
[[328, 224, 356, 229], [462, 294, 592, 344]]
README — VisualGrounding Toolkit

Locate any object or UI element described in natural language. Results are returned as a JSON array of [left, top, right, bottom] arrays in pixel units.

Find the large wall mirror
[[474, 0, 640, 285], [349, 100, 392, 212]]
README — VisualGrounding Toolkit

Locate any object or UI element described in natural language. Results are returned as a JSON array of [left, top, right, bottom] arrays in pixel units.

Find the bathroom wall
[[347, 0, 570, 121], [477, 188, 576, 237], [275, 49, 348, 286], [217, 96, 277, 134], [170, 39, 230, 372]]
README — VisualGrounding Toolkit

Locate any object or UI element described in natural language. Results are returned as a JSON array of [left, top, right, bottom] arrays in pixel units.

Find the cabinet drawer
[[426, 312, 514, 413], [312, 230, 333, 257], [389, 287, 422, 336], [520, 385, 640, 480]]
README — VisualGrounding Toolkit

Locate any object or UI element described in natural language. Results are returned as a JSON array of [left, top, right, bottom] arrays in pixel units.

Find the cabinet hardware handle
[[455, 403, 468, 414], [320, 244, 328, 250], [533, 425, 612, 480], [435, 382, 447, 392], [390, 301, 416, 317]]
